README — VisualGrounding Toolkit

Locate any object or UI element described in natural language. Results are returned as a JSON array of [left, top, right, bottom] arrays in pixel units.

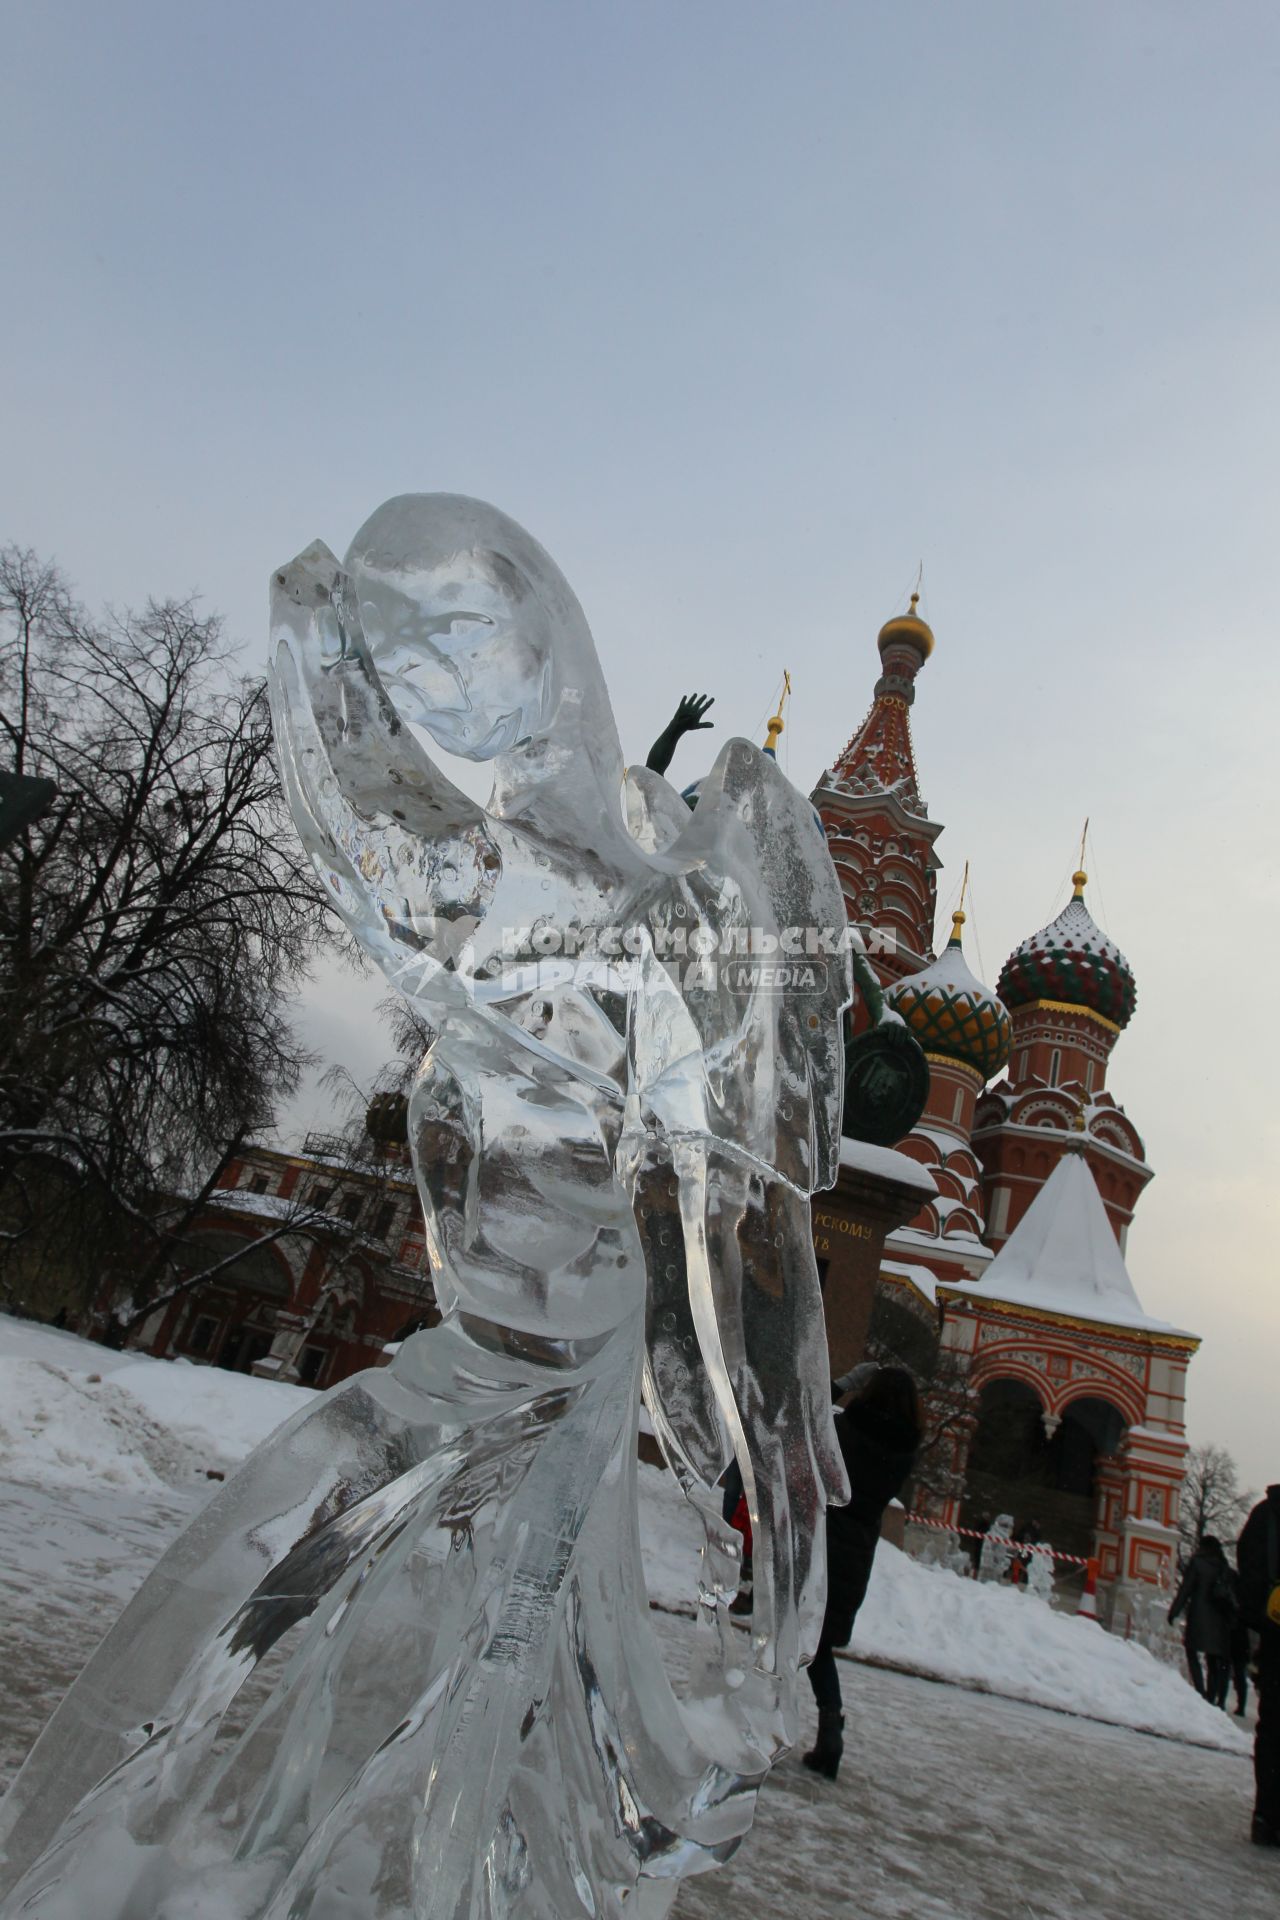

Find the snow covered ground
[[0, 1312, 312, 1495], [0, 1316, 1251, 1755], [670, 1634, 1270, 1920], [0, 1316, 1271, 1918]]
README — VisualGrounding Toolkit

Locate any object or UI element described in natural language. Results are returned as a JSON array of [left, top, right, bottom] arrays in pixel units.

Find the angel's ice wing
[[624, 742, 853, 1686], [267, 542, 502, 1007], [622, 763, 696, 857], [628, 738, 852, 1194]]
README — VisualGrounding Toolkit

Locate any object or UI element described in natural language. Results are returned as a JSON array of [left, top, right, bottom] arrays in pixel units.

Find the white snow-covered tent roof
[[943, 1147, 1194, 1339]]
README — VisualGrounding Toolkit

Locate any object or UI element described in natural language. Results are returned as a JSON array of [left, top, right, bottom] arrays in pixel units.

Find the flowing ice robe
[[0, 496, 851, 1920]]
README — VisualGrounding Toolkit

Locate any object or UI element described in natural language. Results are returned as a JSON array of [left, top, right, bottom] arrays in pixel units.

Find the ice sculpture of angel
[[0, 495, 852, 1920]]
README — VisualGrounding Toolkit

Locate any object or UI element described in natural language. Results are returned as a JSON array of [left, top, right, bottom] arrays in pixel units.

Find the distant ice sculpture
[[0, 495, 852, 1918], [1024, 1547, 1056, 1602], [978, 1513, 1017, 1583]]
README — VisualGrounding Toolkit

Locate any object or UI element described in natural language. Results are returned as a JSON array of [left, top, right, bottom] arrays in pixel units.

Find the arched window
[[961, 1385, 1128, 1562], [1049, 1048, 1061, 1086]]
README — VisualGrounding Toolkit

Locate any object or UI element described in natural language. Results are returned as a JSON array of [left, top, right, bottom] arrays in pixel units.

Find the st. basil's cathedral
[[161, 588, 1198, 1626], [809, 597, 1197, 1619]]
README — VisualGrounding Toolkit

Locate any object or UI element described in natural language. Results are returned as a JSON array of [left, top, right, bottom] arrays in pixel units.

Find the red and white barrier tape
[[902, 1510, 1091, 1569]]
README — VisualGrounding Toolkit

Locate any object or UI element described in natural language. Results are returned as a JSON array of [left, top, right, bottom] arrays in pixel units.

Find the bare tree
[[111, 969, 437, 1354], [1177, 1443, 1254, 1563], [0, 543, 333, 1320]]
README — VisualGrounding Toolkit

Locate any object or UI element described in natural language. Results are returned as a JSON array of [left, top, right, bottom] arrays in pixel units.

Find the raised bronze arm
[[645, 691, 715, 776]]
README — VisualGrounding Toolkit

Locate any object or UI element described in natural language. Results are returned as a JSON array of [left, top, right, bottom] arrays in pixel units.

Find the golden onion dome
[[877, 590, 935, 661]]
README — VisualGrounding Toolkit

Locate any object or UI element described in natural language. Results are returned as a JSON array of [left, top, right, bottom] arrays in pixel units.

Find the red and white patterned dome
[[998, 872, 1136, 1030]]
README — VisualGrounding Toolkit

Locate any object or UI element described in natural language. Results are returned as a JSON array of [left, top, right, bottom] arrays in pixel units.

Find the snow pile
[[0, 1317, 1249, 1756], [851, 1542, 1247, 1752], [636, 1464, 1248, 1754], [0, 1315, 313, 1494]]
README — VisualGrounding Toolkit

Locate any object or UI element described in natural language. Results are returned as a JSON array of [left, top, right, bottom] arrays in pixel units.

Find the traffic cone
[[1077, 1557, 1100, 1622]]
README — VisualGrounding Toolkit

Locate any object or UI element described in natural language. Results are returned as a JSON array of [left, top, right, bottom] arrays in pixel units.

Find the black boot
[[802, 1711, 844, 1781]]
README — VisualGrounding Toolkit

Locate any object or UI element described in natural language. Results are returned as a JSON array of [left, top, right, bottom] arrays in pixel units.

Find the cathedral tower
[[878, 906, 1013, 1280], [812, 594, 943, 992], [973, 869, 1151, 1251]]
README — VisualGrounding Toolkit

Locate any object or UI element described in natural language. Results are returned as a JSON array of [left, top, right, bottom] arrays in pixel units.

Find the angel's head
[[346, 496, 556, 761], [344, 493, 629, 851]]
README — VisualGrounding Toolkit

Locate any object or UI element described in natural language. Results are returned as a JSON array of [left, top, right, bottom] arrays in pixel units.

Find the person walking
[[1237, 1483, 1280, 1847], [803, 1365, 924, 1781], [1169, 1536, 1236, 1707]]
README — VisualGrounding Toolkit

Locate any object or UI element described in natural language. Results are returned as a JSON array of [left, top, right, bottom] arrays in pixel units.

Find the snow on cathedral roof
[[943, 1147, 1193, 1339], [997, 874, 1137, 1029]]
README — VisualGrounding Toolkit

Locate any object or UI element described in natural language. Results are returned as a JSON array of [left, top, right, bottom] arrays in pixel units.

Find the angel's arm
[[268, 543, 502, 1002]]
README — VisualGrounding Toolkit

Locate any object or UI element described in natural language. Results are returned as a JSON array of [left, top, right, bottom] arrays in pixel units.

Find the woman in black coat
[[803, 1364, 923, 1780], [1237, 1484, 1280, 1846], [1169, 1535, 1235, 1707]]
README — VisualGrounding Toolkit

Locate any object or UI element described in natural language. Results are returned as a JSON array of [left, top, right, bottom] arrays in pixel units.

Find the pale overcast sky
[[3, 2, 1276, 1489]]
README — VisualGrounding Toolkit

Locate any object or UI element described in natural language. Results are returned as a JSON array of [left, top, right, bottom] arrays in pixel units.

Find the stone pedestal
[[812, 1141, 939, 1378]]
